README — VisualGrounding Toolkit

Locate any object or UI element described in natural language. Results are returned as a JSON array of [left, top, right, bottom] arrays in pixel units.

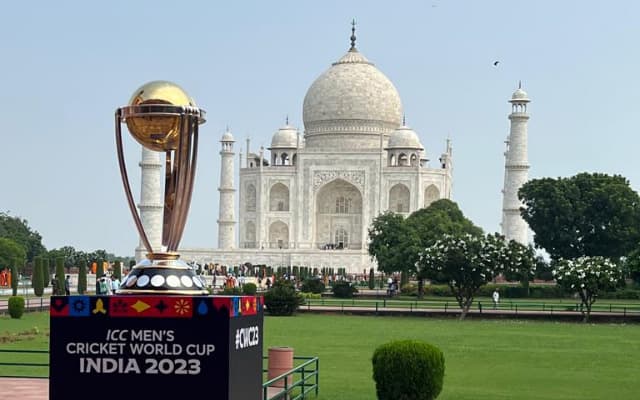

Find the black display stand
[[49, 295, 264, 400]]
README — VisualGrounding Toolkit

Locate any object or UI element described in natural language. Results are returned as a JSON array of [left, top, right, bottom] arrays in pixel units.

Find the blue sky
[[2, 1, 639, 257]]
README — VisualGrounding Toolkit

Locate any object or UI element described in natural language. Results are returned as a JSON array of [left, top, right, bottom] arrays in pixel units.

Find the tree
[[417, 233, 524, 320], [0, 212, 46, 261], [519, 173, 640, 260], [96, 258, 105, 278], [500, 238, 539, 296], [368, 211, 418, 276], [54, 257, 65, 295], [32, 257, 44, 297], [77, 260, 87, 294], [0, 237, 27, 269], [10, 258, 19, 296], [553, 256, 622, 322], [48, 246, 93, 274], [368, 267, 375, 290], [623, 248, 640, 286], [113, 261, 122, 280], [408, 200, 483, 296], [43, 258, 50, 288]]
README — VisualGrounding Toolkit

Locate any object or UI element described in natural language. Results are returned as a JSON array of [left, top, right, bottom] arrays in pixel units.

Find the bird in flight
[[493, 61, 500, 66]]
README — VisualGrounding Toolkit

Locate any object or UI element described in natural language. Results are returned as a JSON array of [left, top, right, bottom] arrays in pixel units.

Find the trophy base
[[117, 255, 209, 295]]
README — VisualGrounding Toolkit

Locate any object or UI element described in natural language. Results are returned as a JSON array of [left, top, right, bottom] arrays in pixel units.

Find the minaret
[[218, 128, 236, 249], [135, 147, 163, 261], [501, 83, 530, 244]]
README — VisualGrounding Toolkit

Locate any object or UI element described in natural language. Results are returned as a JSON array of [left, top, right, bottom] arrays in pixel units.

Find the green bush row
[[422, 284, 567, 298]]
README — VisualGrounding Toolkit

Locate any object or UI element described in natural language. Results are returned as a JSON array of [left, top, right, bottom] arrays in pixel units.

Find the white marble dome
[[302, 48, 403, 150], [221, 129, 234, 142], [270, 125, 298, 148], [511, 87, 529, 101], [388, 125, 423, 149]]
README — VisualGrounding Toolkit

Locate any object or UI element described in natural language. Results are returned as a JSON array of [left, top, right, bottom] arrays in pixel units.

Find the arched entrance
[[314, 179, 363, 250]]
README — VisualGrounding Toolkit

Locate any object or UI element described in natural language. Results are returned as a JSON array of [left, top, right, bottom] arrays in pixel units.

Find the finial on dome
[[403, 114, 406, 126], [286, 115, 289, 125], [350, 19, 357, 51], [518, 80, 522, 89]]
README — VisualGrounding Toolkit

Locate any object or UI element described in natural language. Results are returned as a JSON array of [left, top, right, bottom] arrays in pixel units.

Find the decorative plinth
[[49, 295, 263, 400]]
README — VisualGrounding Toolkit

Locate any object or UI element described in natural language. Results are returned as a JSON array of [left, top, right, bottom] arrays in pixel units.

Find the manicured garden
[[2, 312, 640, 399]]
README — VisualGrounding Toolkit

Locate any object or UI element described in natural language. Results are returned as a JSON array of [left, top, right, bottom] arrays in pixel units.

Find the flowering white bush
[[500, 239, 539, 289], [417, 233, 504, 319], [553, 256, 622, 322]]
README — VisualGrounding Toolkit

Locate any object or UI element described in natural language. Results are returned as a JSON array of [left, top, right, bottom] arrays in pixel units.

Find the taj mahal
[[135, 25, 531, 273]]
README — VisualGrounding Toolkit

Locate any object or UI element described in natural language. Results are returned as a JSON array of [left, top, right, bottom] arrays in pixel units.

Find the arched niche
[[269, 221, 289, 249], [424, 184, 440, 208], [389, 183, 410, 213], [269, 183, 290, 211]]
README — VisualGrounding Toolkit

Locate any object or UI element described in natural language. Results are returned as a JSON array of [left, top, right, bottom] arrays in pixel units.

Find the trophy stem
[[115, 111, 153, 255]]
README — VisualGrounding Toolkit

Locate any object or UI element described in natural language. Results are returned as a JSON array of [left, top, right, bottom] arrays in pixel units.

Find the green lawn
[[2, 312, 639, 399]]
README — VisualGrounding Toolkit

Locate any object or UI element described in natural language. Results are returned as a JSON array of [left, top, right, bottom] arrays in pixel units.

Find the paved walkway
[[0, 378, 48, 400]]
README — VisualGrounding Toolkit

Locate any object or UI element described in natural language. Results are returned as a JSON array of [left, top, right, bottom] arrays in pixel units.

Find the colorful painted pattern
[[50, 295, 263, 318]]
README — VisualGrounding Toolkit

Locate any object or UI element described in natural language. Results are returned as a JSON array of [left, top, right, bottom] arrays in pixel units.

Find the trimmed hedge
[[77, 262, 87, 294], [55, 257, 65, 295], [32, 257, 44, 297], [300, 278, 325, 294], [401, 283, 418, 296], [332, 281, 358, 298], [8, 296, 25, 319], [424, 284, 566, 299], [372, 340, 445, 400]]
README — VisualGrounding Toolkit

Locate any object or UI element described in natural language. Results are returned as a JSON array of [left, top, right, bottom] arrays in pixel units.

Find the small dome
[[388, 125, 423, 149], [270, 125, 298, 148], [221, 129, 234, 142], [511, 87, 529, 101]]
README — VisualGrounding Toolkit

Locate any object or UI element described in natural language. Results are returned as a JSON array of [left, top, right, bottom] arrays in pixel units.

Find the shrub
[[8, 296, 25, 319], [221, 287, 243, 295], [372, 340, 445, 400], [332, 281, 358, 298], [401, 283, 418, 296], [263, 280, 304, 316], [243, 282, 257, 295], [300, 278, 325, 294]]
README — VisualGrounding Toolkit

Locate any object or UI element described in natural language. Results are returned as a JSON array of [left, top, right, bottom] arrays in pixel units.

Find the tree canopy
[[367, 211, 418, 275], [0, 212, 46, 261], [0, 237, 26, 268], [519, 173, 640, 260], [368, 200, 483, 278], [553, 256, 622, 322]]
